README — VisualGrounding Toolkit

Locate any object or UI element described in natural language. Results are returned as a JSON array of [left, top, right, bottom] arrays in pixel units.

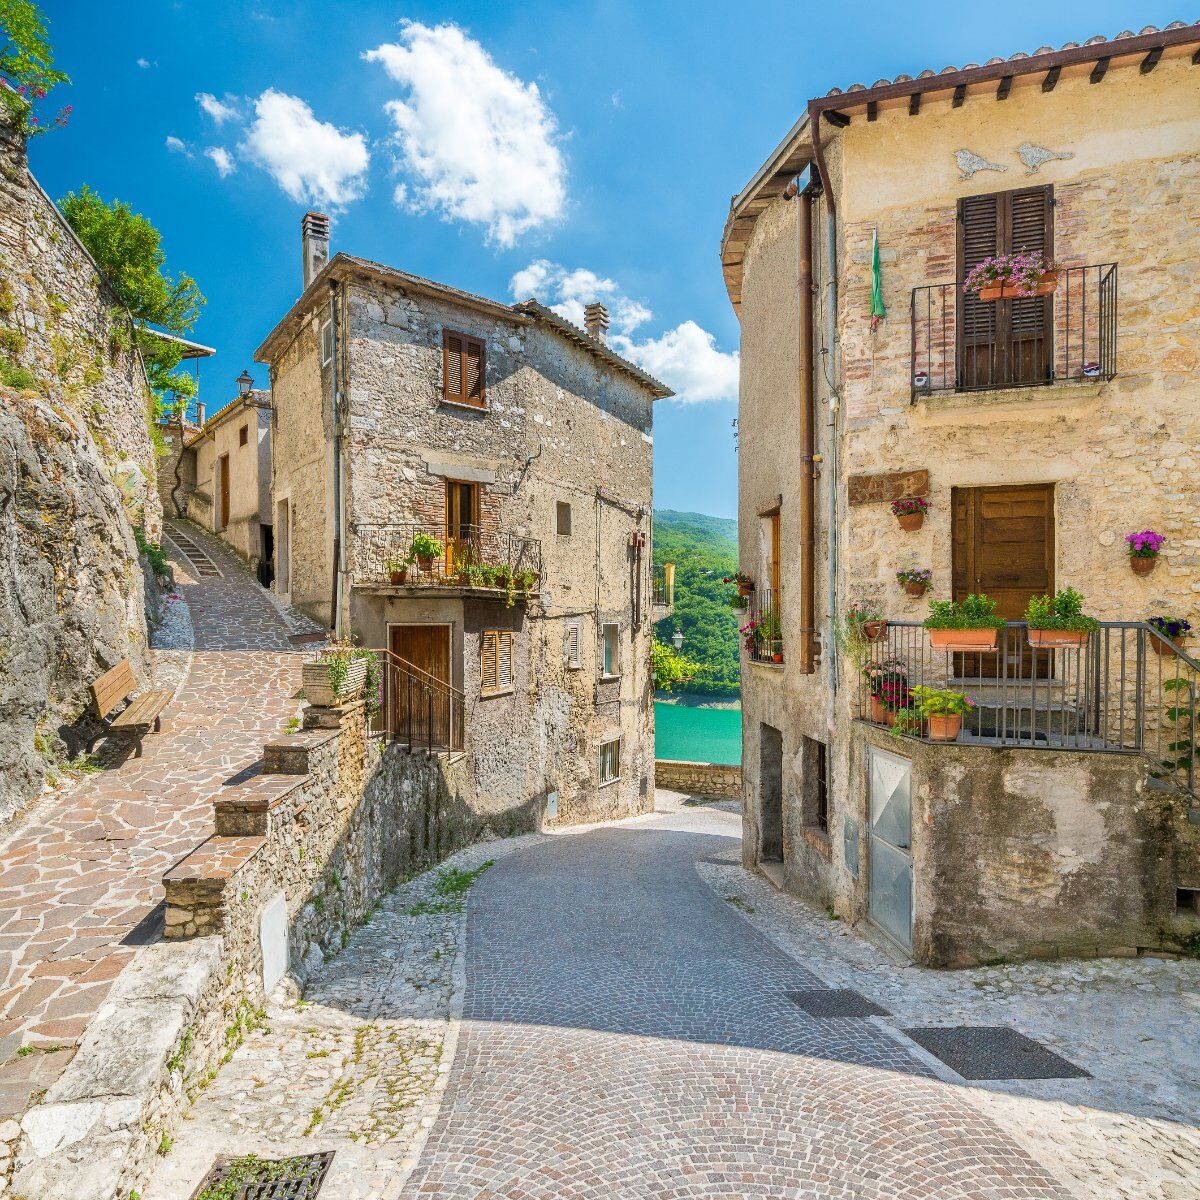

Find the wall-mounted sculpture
[[1017, 142, 1075, 174], [954, 150, 1008, 181]]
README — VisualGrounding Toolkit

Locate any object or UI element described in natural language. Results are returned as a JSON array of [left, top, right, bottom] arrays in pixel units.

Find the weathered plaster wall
[[0, 122, 156, 824]]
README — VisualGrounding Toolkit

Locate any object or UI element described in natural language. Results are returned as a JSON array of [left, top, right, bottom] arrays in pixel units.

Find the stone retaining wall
[[656, 759, 743, 799]]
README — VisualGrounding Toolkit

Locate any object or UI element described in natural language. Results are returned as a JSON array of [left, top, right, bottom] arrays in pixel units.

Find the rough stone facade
[[0, 119, 159, 825], [731, 52, 1200, 962], [655, 759, 742, 798], [261, 249, 666, 830]]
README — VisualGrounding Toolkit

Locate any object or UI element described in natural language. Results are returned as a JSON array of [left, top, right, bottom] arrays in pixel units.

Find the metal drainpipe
[[328, 282, 345, 639]]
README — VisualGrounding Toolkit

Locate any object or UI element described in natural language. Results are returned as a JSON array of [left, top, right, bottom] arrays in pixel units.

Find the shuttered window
[[957, 186, 1053, 388], [599, 737, 621, 786], [481, 630, 514, 695], [443, 330, 486, 408], [566, 621, 582, 669]]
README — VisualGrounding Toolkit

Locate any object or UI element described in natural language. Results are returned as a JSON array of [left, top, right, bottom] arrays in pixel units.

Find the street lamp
[[235, 369, 254, 396], [672, 628, 684, 652]]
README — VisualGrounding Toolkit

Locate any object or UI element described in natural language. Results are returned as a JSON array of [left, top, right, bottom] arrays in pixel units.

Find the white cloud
[[365, 22, 565, 246], [165, 135, 189, 155], [509, 260, 737, 404], [205, 146, 236, 177], [196, 91, 239, 124], [137, 57, 152, 69], [240, 89, 370, 208]]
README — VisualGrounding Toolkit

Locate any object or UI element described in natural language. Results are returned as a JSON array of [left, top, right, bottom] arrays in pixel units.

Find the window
[[480, 630, 514, 695], [815, 739, 829, 834], [599, 737, 621, 786], [601, 623, 620, 678], [565, 620, 582, 669], [556, 501, 572, 536], [442, 330, 486, 408], [239, 423, 249, 447], [320, 319, 333, 366]]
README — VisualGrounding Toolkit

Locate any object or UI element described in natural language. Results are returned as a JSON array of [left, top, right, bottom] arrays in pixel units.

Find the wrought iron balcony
[[351, 521, 543, 597], [742, 592, 784, 666], [857, 619, 1198, 803], [910, 263, 1117, 401]]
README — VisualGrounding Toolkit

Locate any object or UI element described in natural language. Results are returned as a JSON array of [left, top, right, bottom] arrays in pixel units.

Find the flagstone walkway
[[0, 522, 309, 1126]]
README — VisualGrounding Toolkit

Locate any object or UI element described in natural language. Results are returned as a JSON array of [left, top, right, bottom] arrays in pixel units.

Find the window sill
[[600, 673, 621, 683], [599, 776, 621, 789], [480, 687, 514, 699], [440, 398, 489, 414]]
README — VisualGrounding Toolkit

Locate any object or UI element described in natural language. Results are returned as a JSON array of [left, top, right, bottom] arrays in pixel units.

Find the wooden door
[[390, 625, 451, 746], [952, 484, 1054, 676], [218, 455, 230, 529], [445, 481, 479, 575], [957, 187, 1053, 389]]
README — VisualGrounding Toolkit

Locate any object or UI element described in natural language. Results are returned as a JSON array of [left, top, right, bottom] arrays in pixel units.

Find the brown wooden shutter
[[481, 631, 498, 692], [958, 193, 1000, 388], [442, 331, 486, 407], [465, 339, 485, 405], [497, 632, 512, 689], [443, 333, 464, 401], [1006, 188, 1052, 384]]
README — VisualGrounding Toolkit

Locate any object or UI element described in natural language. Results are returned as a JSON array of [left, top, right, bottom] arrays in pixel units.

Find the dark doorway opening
[[759, 723, 784, 863]]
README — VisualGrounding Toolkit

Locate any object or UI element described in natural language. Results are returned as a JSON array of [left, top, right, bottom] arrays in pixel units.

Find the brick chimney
[[301, 211, 330, 289], [583, 302, 610, 344]]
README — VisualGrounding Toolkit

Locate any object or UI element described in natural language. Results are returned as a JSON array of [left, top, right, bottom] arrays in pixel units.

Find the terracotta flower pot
[[903, 581, 929, 598], [862, 620, 888, 643], [927, 713, 963, 742], [1150, 636, 1185, 657], [772, 652, 784, 664], [896, 512, 924, 532], [978, 270, 1058, 302], [417, 554, 435, 572], [738, 581, 755, 597], [1027, 628, 1089, 649], [869, 696, 891, 725], [928, 627, 999, 653], [388, 570, 406, 585], [1130, 556, 1157, 576]]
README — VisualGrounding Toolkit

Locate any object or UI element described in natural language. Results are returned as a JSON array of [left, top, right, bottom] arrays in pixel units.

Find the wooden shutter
[[481, 631, 512, 694], [1006, 188, 1053, 384], [497, 632, 513, 689], [957, 193, 1000, 388], [442, 331, 486, 407], [566, 621, 581, 667]]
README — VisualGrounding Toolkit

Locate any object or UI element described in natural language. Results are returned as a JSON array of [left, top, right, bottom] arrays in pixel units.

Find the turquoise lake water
[[654, 701, 742, 765]]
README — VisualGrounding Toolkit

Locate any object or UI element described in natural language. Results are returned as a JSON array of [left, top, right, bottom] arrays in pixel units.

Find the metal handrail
[[856, 619, 1197, 801], [368, 646, 465, 754]]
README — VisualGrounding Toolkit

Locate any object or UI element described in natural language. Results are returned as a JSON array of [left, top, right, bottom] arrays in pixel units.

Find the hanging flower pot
[[891, 496, 928, 532], [1130, 557, 1157, 577], [924, 595, 1005, 654], [1148, 617, 1191, 656], [862, 620, 888, 643], [897, 568, 932, 597]]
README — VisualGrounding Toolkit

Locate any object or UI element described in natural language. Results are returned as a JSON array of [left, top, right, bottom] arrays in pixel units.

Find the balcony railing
[[352, 521, 543, 593], [368, 647, 465, 753], [910, 263, 1117, 400], [857, 620, 1198, 802], [742, 591, 784, 666]]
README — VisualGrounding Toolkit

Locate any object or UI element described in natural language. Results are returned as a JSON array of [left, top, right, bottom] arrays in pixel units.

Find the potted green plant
[[1024, 588, 1098, 649], [845, 601, 887, 644], [909, 685, 975, 742], [302, 642, 369, 708], [1126, 530, 1165, 576], [408, 532, 443, 573], [385, 559, 407, 586], [729, 593, 748, 610], [757, 610, 783, 662], [923, 594, 1006, 653], [896, 567, 932, 598], [515, 567, 539, 592], [1148, 615, 1193, 657], [891, 496, 929, 532]]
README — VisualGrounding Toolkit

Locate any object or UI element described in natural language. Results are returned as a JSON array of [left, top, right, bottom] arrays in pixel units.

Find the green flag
[[869, 226, 886, 329]]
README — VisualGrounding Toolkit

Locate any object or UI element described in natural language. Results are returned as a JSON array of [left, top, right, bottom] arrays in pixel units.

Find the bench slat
[[91, 660, 136, 719], [109, 690, 172, 730]]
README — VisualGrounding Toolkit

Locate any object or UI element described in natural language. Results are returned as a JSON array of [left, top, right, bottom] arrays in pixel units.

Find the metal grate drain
[[190, 1151, 335, 1200], [903, 1026, 1090, 1080], [787, 988, 890, 1018]]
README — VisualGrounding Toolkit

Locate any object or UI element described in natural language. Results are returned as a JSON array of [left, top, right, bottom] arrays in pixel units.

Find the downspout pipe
[[807, 101, 841, 694], [328, 281, 344, 638], [797, 180, 817, 674]]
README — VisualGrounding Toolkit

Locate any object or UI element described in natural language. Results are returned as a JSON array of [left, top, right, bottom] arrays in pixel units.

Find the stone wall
[[655, 759, 742, 799], [0, 122, 159, 825]]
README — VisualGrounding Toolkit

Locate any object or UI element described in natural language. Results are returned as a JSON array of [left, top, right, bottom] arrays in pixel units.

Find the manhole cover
[[190, 1152, 334, 1199], [903, 1026, 1090, 1080], [787, 988, 890, 1018]]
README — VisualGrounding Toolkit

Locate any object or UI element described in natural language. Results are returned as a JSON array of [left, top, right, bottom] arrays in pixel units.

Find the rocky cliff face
[[0, 121, 159, 824]]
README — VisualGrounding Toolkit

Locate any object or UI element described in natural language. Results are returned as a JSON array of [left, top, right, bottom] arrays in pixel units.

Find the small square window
[[601, 623, 620, 678], [320, 319, 333, 366], [599, 737, 621, 787], [239, 424, 249, 447], [556, 501, 572, 536]]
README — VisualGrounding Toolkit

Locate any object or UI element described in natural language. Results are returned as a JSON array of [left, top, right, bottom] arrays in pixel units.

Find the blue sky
[[33, 1, 1183, 520]]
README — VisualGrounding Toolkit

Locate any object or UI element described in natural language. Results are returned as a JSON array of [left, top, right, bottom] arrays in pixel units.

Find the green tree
[[652, 639, 702, 694], [0, 0, 70, 136], [59, 186, 205, 406]]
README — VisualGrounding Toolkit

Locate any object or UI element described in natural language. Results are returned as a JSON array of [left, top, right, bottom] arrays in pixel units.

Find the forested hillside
[[652, 510, 740, 698]]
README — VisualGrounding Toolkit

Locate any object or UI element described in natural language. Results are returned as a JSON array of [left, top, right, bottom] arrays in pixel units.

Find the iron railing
[[369, 647, 465, 753], [858, 620, 1198, 801], [910, 263, 1117, 400], [742, 591, 784, 666], [352, 521, 543, 591]]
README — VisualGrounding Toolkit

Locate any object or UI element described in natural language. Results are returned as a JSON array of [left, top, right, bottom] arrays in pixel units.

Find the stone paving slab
[[0, 522, 306, 1129]]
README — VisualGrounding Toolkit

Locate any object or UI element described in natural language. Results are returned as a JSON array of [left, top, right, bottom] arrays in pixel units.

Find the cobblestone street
[[0, 522, 307, 1127]]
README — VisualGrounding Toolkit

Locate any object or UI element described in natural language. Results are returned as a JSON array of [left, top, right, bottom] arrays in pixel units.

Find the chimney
[[583, 302, 610, 344], [195, 400, 206, 425], [301, 211, 330, 288]]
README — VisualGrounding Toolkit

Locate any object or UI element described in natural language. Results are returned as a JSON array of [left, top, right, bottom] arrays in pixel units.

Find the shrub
[[923, 594, 1006, 631], [1024, 588, 1099, 634]]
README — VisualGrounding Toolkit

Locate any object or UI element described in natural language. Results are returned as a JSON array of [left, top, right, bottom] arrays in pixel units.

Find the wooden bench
[[90, 659, 172, 757]]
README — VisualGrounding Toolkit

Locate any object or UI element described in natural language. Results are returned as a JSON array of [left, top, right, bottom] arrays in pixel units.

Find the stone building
[[723, 25, 1200, 964], [256, 213, 672, 829]]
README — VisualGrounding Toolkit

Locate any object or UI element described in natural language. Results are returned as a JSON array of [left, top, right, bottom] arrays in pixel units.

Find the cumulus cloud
[[365, 22, 565, 246], [205, 146, 236, 177], [240, 89, 370, 207], [196, 91, 239, 124], [509, 260, 738, 404]]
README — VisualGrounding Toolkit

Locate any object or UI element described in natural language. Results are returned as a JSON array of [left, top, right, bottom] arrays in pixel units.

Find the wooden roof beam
[[908, 92, 921, 116], [825, 110, 851, 128], [952, 83, 966, 108], [867, 100, 878, 122], [996, 74, 1013, 100], [1090, 56, 1110, 83], [1140, 46, 1163, 73], [1041, 65, 1061, 92], [1193, 46, 1200, 64]]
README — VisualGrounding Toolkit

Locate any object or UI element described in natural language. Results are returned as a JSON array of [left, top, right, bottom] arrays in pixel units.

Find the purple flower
[[1126, 530, 1165, 558]]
